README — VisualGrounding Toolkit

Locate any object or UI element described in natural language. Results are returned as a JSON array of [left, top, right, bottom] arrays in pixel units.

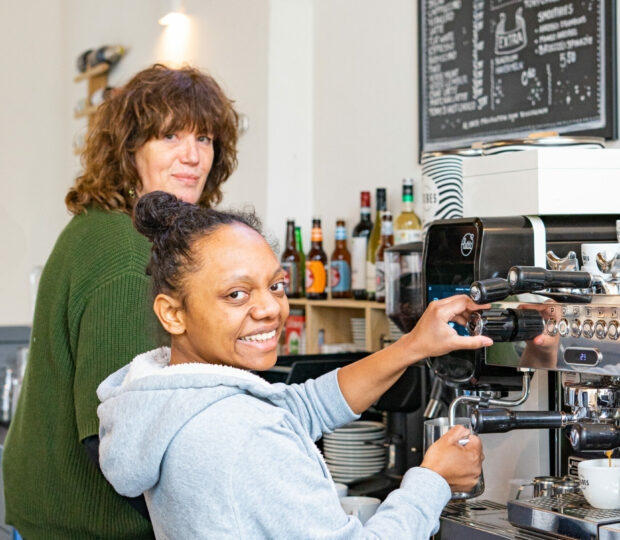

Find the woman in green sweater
[[2, 64, 239, 539]]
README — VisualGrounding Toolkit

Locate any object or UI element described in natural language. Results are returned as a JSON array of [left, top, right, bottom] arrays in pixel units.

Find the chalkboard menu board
[[419, 0, 617, 153]]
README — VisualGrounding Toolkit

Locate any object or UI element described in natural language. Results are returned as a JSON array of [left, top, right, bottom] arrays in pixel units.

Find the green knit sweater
[[3, 208, 167, 540]]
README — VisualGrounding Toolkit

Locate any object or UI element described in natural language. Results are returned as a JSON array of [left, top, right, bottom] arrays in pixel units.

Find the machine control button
[[558, 319, 569, 337], [608, 321, 619, 341], [546, 319, 558, 336], [573, 306, 580, 316], [570, 319, 582, 337], [582, 320, 594, 339], [594, 320, 607, 340]]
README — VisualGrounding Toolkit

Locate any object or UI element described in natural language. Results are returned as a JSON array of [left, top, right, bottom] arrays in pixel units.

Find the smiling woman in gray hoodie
[[97, 191, 490, 539]]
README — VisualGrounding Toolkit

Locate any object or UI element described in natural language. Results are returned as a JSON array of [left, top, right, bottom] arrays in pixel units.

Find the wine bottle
[[366, 188, 387, 301], [76, 45, 125, 73], [351, 191, 373, 300], [375, 211, 394, 303], [394, 178, 422, 244], [295, 226, 305, 297]]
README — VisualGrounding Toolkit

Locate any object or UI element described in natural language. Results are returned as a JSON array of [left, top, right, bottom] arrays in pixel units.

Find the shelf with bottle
[[287, 296, 390, 354]]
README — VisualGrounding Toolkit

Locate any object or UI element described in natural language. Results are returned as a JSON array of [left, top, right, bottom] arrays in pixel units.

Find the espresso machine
[[418, 214, 620, 539]]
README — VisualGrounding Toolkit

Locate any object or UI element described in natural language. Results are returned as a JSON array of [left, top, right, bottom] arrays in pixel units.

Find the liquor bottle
[[281, 219, 302, 298], [305, 218, 328, 300], [394, 178, 422, 244], [375, 211, 394, 303], [295, 226, 305, 296], [351, 191, 373, 300], [366, 188, 387, 301], [330, 219, 353, 299]]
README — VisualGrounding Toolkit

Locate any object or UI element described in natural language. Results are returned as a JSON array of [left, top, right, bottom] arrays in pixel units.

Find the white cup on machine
[[578, 458, 620, 510], [339, 496, 380, 524], [581, 243, 620, 275]]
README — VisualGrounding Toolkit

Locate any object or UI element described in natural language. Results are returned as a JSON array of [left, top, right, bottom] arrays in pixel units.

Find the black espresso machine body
[[423, 215, 618, 390]]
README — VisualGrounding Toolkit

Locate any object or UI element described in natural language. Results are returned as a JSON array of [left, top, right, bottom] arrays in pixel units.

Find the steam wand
[[448, 369, 532, 427]]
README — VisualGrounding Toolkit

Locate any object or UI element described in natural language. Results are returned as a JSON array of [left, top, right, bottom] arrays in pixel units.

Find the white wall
[[313, 0, 422, 255], [0, 0, 66, 325]]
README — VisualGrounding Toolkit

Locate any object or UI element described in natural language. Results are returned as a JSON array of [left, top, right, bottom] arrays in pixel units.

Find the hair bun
[[133, 191, 187, 243]]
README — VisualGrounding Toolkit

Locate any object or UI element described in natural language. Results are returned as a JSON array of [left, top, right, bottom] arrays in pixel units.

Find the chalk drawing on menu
[[495, 8, 527, 55]]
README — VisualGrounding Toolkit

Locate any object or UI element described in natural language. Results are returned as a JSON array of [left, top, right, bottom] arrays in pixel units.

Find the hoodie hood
[[97, 347, 277, 497]]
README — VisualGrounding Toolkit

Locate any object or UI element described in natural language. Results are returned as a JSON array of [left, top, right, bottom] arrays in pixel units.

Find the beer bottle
[[394, 178, 422, 244], [305, 218, 328, 300], [366, 188, 387, 301], [330, 219, 353, 299], [351, 191, 373, 300], [295, 226, 305, 296], [281, 219, 302, 297], [375, 211, 394, 303]]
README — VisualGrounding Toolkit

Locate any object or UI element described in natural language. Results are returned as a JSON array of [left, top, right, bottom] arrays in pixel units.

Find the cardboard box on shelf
[[285, 309, 306, 355]]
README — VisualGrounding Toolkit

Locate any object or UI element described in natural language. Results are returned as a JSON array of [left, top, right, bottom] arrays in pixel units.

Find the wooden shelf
[[73, 62, 109, 82], [288, 298, 385, 310], [287, 297, 391, 354], [74, 104, 99, 119], [73, 61, 110, 144]]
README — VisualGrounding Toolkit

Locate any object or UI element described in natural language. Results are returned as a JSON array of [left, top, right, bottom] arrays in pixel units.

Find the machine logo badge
[[461, 233, 474, 256]]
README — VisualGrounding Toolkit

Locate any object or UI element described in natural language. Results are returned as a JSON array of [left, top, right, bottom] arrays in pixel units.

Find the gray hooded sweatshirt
[[97, 347, 451, 539]]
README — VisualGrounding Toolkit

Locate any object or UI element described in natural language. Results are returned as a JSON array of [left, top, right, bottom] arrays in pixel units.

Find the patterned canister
[[421, 147, 481, 235]]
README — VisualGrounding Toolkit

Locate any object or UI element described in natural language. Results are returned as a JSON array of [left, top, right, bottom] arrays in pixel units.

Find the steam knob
[[469, 278, 512, 304], [468, 309, 544, 342]]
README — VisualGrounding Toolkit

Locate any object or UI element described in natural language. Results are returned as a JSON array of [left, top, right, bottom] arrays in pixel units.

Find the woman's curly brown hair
[[66, 64, 239, 214]]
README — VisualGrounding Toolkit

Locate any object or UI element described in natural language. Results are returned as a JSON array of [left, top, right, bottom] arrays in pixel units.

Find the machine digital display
[[427, 284, 471, 337]]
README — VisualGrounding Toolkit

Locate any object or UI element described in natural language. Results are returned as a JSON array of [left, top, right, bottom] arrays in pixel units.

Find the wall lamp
[[159, 0, 186, 26]]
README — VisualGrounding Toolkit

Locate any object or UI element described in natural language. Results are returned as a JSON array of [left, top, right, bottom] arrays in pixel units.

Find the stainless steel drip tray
[[508, 494, 620, 539], [439, 500, 557, 539]]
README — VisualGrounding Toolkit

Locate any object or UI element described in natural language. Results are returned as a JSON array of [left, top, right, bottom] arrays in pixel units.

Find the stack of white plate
[[323, 420, 386, 484], [350, 318, 366, 350], [389, 320, 404, 341]]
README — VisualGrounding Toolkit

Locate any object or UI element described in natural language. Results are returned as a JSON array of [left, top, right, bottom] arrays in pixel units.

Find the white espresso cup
[[339, 496, 380, 524], [334, 482, 348, 497], [581, 243, 620, 274], [578, 458, 620, 509]]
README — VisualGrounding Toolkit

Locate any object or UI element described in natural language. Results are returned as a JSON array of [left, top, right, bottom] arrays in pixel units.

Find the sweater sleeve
[[73, 272, 164, 441], [228, 422, 451, 539], [269, 369, 360, 440]]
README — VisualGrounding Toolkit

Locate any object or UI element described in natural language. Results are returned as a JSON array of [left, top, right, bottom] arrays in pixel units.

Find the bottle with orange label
[[305, 217, 328, 300], [330, 219, 352, 298]]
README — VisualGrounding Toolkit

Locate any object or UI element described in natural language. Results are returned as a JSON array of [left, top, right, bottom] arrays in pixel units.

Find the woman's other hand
[[420, 425, 484, 492], [399, 295, 493, 360]]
